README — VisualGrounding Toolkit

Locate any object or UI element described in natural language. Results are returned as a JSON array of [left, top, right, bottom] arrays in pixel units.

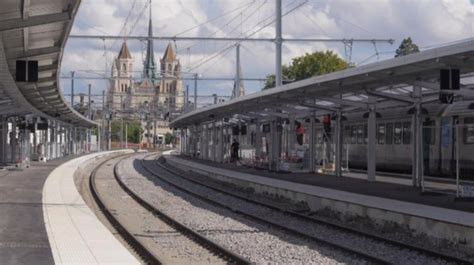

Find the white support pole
[[275, 0, 282, 87], [367, 96, 376, 182], [125, 122, 128, 149], [335, 111, 343, 177]]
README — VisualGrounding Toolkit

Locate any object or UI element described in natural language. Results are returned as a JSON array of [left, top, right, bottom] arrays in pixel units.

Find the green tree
[[111, 120, 143, 143], [164, 132, 175, 145], [395, 37, 420, 57], [263, 51, 347, 90]]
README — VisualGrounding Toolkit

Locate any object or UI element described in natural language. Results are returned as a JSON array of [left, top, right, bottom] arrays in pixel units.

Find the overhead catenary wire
[[188, 0, 306, 73]]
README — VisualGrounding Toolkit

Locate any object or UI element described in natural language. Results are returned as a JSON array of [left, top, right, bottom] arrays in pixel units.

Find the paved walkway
[[0, 158, 71, 265], [175, 156, 474, 214]]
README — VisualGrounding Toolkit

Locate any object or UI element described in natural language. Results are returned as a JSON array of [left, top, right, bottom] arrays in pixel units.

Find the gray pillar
[[367, 97, 376, 182], [412, 86, 423, 188], [255, 120, 262, 158], [0, 117, 6, 164], [270, 119, 279, 171], [11, 119, 17, 163], [335, 111, 343, 177], [309, 116, 315, 172], [59, 125, 63, 157], [212, 121, 217, 162], [49, 122, 54, 159], [43, 125, 48, 159], [219, 123, 224, 162]]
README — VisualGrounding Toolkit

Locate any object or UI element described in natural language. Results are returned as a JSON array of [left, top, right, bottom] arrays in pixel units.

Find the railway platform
[[165, 154, 474, 250], [0, 151, 138, 265]]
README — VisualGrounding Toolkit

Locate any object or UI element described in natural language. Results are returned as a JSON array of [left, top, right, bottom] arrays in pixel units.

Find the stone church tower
[[108, 42, 134, 112], [159, 43, 184, 112]]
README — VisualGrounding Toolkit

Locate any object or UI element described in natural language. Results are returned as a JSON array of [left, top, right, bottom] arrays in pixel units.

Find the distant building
[[106, 6, 183, 146]]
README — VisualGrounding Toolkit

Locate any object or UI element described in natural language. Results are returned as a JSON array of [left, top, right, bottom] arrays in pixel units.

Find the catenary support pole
[[275, 0, 282, 87], [71, 71, 74, 106], [194, 73, 198, 110]]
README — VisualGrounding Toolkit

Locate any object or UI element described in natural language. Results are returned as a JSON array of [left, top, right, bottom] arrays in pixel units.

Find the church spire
[[143, 0, 156, 83]]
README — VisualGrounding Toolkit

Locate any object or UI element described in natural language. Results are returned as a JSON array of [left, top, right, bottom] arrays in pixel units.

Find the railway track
[[89, 154, 250, 265], [141, 154, 473, 265]]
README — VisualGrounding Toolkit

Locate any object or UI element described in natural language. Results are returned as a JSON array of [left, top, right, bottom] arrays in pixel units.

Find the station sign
[[439, 69, 460, 104]]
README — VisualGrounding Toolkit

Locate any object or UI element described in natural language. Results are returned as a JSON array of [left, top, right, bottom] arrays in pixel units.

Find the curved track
[[89, 154, 250, 265], [142, 154, 473, 265]]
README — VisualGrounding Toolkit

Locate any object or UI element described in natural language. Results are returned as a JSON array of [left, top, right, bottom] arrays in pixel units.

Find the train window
[[464, 118, 474, 144], [357, 125, 364, 144], [364, 124, 368, 144], [386, 123, 393, 145], [402, 122, 411, 145], [423, 120, 436, 145], [344, 126, 351, 144], [351, 125, 357, 144], [377, 124, 385, 144], [394, 122, 402, 144]]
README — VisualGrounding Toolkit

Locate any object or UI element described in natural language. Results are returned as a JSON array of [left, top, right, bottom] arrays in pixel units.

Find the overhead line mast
[[69, 1, 394, 90]]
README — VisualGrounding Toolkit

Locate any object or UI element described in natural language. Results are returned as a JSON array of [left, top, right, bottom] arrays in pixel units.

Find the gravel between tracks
[[117, 153, 371, 264], [94, 156, 226, 265]]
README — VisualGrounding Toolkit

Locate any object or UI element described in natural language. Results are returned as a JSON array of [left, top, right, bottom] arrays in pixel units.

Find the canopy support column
[[255, 120, 261, 159], [219, 122, 224, 163], [11, 119, 17, 163], [367, 96, 376, 182], [309, 115, 315, 172], [412, 86, 423, 188], [212, 121, 217, 162], [335, 110, 343, 177]]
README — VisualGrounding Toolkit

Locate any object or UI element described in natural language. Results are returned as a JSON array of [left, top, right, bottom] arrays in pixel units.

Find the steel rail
[[139, 154, 391, 264], [89, 154, 162, 265], [153, 156, 473, 265], [114, 154, 251, 265]]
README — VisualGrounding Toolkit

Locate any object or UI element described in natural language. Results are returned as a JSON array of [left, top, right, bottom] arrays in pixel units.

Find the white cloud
[[62, 0, 474, 96]]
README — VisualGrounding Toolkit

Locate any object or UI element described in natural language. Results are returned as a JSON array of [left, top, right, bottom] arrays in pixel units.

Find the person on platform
[[296, 121, 304, 145], [231, 139, 240, 162]]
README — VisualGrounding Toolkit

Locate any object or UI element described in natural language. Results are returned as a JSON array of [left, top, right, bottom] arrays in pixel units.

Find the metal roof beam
[[0, 12, 70, 32], [9, 46, 60, 59], [317, 96, 368, 108], [366, 90, 414, 104], [300, 102, 339, 112]]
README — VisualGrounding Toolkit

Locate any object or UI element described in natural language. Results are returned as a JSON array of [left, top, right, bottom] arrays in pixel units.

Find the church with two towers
[[106, 6, 184, 144]]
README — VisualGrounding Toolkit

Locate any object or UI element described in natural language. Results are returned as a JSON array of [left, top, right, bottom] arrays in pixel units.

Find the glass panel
[[344, 126, 351, 144], [351, 125, 357, 144], [386, 123, 393, 145], [403, 122, 411, 145], [394, 122, 402, 144], [357, 125, 364, 144], [378, 124, 385, 144], [364, 124, 368, 144]]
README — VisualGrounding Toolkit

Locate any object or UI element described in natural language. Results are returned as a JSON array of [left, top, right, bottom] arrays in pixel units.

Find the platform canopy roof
[[171, 39, 474, 128], [0, 0, 96, 127]]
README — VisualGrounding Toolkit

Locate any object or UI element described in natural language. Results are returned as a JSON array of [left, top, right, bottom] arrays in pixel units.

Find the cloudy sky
[[61, 0, 474, 106]]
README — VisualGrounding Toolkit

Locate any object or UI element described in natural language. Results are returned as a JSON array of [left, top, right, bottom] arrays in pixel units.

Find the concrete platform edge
[[167, 155, 474, 249], [42, 150, 139, 265]]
